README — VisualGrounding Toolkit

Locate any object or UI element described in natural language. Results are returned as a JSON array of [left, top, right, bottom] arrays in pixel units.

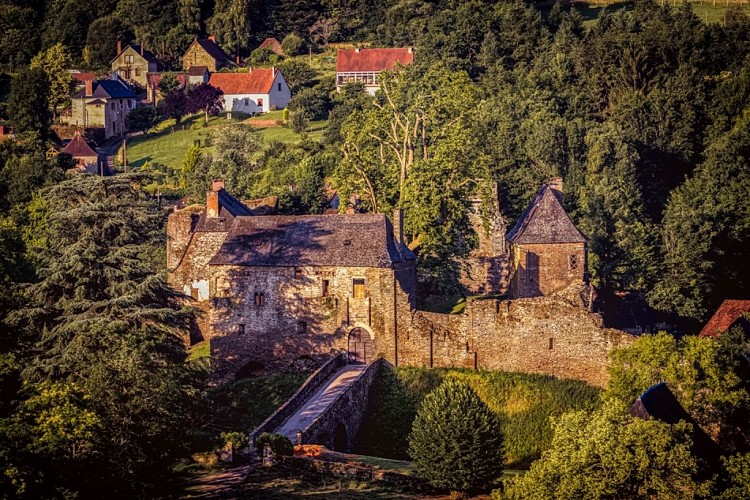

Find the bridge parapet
[[250, 352, 346, 445]]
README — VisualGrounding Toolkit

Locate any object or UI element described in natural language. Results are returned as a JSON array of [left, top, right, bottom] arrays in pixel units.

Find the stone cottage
[[110, 42, 161, 89], [182, 36, 235, 72], [506, 178, 588, 299], [167, 181, 417, 379], [62, 78, 136, 139]]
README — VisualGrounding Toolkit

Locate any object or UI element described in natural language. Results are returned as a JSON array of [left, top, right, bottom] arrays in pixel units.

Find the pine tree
[[408, 378, 504, 493]]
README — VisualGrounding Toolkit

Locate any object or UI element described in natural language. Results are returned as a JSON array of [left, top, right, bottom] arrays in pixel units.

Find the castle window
[[254, 292, 265, 306], [569, 254, 578, 270], [294, 268, 303, 279], [322, 279, 330, 297], [239, 324, 245, 335], [352, 279, 366, 299], [549, 338, 554, 350], [297, 321, 307, 334]]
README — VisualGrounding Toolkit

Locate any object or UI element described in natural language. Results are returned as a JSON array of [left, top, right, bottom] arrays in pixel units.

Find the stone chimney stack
[[393, 208, 404, 247], [117, 40, 122, 55], [548, 176, 563, 193], [206, 179, 224, 217], [140, 44, 144, 56], [208, 35, 216, 42], [85, 79, 93, 96]]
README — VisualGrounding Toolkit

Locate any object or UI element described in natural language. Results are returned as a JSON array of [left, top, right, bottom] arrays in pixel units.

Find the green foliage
[[29, 43, 74, 118], [255, 432, 294, 456], [281, 33, 306, 56], [248, 47, 276, 66], [288, 87, 330, 120], [125, 106, 160, 134], [85, 15, 130, 69], [498, 401, 709, 499], [357, 367, 600, 467], [7, 68, 50, 137], [159, 73, 181, 95], [409, 378, 504, 492], [279, 59, 316, 91], [720, 453, 750, 499], [605, 331, 750, 453]]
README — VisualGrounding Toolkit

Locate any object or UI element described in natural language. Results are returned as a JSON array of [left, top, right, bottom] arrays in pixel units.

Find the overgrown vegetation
[[355, 367, 600, 467]]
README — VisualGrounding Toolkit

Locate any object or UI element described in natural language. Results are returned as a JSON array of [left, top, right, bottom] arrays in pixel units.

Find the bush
[[248, 47, 275, 66], [279, 59, 316, 91], [287, 87, 329, 120], [288, 110, 310, 132], [255, 432, 294, 456], [409, 379, 504, 493], [281, 33, 306, 56]]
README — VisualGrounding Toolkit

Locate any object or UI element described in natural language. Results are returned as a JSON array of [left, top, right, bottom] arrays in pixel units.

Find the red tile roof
[[259, 38, 283, 55], [61, 132, 98, 158], [336, 48, 414, 73], [146, 72, 188, 88], [700, 300, 750, 337], [71, 72, 95, 84], [209, 69, 277, 95]]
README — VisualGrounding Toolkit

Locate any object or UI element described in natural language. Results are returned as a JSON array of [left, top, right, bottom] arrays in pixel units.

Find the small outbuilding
[[208, 68, 291, 114]]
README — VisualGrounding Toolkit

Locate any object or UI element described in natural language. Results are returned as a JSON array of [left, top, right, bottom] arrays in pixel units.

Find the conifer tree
[[408, 378, 504, 493]]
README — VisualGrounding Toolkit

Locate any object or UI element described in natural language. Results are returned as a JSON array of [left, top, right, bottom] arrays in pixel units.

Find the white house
[[208, 68, 291, 115], [336, 47, 414, 95]]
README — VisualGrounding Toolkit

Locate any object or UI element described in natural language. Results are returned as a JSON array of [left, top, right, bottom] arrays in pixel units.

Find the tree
[[6, 174, 207, 496], [158, 73, 181, 95], [210, 122, 262, 167], [179, 143, 202, 191], [7, 68, 50, 137], [279, 59, 316, 91], [281, 32, 306, 56], [162, 89, 188, 124], [408, 379, 503, 493], [287, 87, 329, 119], [1, 153, 64, 209], [178, 0, 202, 34], [125, 106, 159, 135], [85, 15, 130, 70], [498, 401, 709, 499], [207, 0, 251, 58], [309, 17, 337, 48], [186, 83, 224, 123]]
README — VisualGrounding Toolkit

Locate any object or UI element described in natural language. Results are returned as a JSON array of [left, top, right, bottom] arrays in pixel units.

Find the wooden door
[[352, 278, 366, 299], [347, 328, 373, 364]]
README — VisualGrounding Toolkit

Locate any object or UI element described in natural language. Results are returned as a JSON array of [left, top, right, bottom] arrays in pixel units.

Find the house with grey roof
[[62, 78, 136, 138], [167, 180, 416, 379], [506, 177, 588, 299], [111, 42, 162, 89], [182, 36, 236, 73]]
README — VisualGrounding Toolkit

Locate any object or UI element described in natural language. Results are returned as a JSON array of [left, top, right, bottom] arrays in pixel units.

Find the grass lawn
[[124, 112, 328, 172], [566, 0, 750, 27], [188, 340, 210, 361]]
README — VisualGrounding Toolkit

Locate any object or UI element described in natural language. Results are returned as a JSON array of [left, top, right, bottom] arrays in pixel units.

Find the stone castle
[[167, 179, 633, 386]]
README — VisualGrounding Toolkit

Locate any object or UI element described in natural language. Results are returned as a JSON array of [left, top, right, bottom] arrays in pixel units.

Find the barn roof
[[505, 184, 586, 244], [336, 48, 414, 73], [700, 300, 750, 338], [209, 68, 278, 95], [61, 132, 98, 158], [209, 214, 416, 268]]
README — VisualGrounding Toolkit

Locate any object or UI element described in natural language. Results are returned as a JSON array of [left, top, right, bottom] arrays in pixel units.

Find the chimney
[[208, 35, 216, 42], [85, 79, 93, 96], [140, 44, 144, 56], [117, 40, 122, 54], [206, 180, 224, 217], [548, 176, 563, 193], [212, 179, 225, 192], [393, 208, 404, 247], [236, 55, 240, 64], [355, 48, 360, 53], [273, 67, 277, 77], [408, 47, 413, 54]]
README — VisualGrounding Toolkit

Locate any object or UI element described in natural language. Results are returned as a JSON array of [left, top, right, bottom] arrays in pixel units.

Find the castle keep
[[167, 179, 633, 386]]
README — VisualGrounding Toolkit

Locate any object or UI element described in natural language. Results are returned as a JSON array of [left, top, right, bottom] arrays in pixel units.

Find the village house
[[505, 178, 588, 299], [208, 68, 291, 115], [62, 78, 136, 139], [336, 47, 414, 95], [183, 36, 235, 72], [60, 131, 99, 174], [111, 42, 161, 89], [259, 37, 283, 56]]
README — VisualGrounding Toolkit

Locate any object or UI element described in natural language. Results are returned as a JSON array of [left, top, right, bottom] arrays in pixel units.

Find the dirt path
[[181, 464, 252, 499]]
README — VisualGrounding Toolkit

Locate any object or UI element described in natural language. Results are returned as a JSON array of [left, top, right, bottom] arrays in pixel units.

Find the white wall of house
[[222, 71, 291, 114]]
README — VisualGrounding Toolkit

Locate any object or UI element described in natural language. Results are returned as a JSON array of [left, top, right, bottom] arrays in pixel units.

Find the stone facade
[[183, 37, 234, 72], [61, 79, 136, 139], [460, 197, 509, 295], [111, 44, 160, 89], [167, 181, 631, 387]]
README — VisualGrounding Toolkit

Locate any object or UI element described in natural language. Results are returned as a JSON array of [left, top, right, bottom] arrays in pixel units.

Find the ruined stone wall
[[508, 242, 587, 299], [207, 265, 405, 378], [460, 201, 509, 295], [398, 290, 634, 387]]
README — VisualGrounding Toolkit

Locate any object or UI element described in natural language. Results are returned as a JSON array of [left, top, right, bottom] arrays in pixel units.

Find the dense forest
[[1, 0, 750, 496]]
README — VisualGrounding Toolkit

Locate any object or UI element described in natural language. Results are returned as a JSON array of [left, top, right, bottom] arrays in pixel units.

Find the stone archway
[[347, 327, 373, 364], [333, 422, 348, 452]]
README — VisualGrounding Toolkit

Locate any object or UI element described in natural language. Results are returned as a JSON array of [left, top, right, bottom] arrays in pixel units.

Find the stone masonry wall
[[398, 287, 634, 387], [208, 265, 405, 378], [509, 242, 587, 298], [183, 44, 221, 72]]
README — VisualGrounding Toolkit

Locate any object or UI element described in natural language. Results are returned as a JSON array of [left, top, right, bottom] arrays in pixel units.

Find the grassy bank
[[355, 367, 601, 468]]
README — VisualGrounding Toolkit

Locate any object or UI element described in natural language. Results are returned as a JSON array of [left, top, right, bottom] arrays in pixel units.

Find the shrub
[[248, 47, 274, 66], [281, 33, 306, 56], [255, 432, 294, 456], [288, 110, 310, 132], [287, 87, 329, 120], [279, 59, 316, 91], [409, 379, 504, 493], [220, 431, 250, 451]]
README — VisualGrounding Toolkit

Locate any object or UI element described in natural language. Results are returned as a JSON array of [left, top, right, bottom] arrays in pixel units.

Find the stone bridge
[[250, 353, 387, 453]]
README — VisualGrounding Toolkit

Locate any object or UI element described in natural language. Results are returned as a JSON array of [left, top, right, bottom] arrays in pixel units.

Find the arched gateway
[[347, 328, 373, 364]]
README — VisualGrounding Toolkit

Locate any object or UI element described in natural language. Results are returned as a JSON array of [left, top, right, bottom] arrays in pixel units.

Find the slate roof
[[336, 48, 414, 73], [73, 79, 136, 99], [190, 38, 234, 66], [700, 300, 750, 338], [61, 132, 98, 158], [209, 214, 416, 268], [195, 188, 254, 233], [209, 68, 278, 95], [505, 184, 586, 244]]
